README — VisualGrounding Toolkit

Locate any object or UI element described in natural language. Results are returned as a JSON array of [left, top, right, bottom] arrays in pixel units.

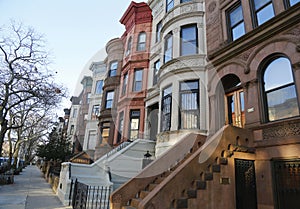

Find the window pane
[[267, 85, 299, 121], [181, 0, 192, 2], [180, 80, 198, 91], [256, 4, 275, 25], [95, 80, 103, 94], [253, 0, 271, 10], [232, 22, 245, 40], [122, 73, 128, 95], [181, 25, 197, 56], [167, 0, 174, 12], [181, 93, 198, 110], [230, 5, 243, 26], [264, 58, 294, 91], [153, 60, 160, 85], [290, 0, 300, 6], [164, 34, 173, 62], [156, 22, 162, 42]]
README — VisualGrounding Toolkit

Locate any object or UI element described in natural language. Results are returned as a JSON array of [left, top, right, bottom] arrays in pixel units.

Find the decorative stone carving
[[152, 1, 163, 17], [285, 27, 300, 36], [208, 1, 217, 13], [263, 122, 300, 140]]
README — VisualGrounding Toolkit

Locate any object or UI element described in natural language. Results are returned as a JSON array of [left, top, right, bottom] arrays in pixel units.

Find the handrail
[[110, 133, 206, 209]]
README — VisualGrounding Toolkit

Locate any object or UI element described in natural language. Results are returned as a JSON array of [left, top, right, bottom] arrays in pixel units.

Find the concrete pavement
[[0, 165, 72, 209]]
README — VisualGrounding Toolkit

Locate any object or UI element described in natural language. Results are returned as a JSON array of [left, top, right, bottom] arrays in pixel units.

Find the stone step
[[154, 176, 165, 184], [147, 183, 158, 191], [187, 189, 197, 198], [212, 164, 221, 173], [176, 198, 188, 209], [204, 172, 213, 181], [194, 180, 206, 190], [139, 190, 150, 199], [130, 198, 142, 208]]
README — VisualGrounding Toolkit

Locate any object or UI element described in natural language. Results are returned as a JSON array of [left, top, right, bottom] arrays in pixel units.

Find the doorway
[[148, 103, 159, 140]]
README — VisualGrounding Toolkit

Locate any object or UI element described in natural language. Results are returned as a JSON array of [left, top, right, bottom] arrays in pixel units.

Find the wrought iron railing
[[69, 179, 112, 209]]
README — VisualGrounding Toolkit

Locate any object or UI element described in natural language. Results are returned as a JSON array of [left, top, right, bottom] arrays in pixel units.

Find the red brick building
[[114, 2, 152, 144]]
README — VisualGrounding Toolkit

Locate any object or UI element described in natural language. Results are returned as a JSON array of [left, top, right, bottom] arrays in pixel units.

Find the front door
[[226, 89, 245, 128], [235, 159, 257, 209]]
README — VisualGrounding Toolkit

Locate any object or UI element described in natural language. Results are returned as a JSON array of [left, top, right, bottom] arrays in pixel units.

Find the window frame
[[92, 105, 100, 120], [105, 90, 114, 109], [179, 80, 200, 129], [226, 2, 246, 42], [129, 110, 140, 140], [126, 36, 132, 56], [250, 0, 275, 27], [161, 85, 172, 132], [166, 0, 174, 12], [156, 21, 162, 43], [95, 80, 103, 94], [180, 0, 192, 3], [117, 111, 124, 143], [109, 61, 118, 77], [137, 32, 146, 51], [164, 32, 173, 63], [153, 60, 160, 86], [284, 0, 300, 8], [180, 24, 198, 56], [122, 73, 128, 96], [133, 69, 143, 92], [260, 55, 299, 122]]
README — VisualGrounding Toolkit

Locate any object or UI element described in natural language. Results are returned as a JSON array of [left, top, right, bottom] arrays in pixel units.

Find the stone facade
[[146, 0, 207, 156]]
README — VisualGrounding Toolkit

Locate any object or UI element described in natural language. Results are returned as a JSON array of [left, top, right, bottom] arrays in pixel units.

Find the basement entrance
[[235, 159, 257, 209], [272, 159, 300, 209]]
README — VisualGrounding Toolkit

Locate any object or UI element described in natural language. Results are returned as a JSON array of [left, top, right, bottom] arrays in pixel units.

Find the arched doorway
[[221, 74, 245, 128]]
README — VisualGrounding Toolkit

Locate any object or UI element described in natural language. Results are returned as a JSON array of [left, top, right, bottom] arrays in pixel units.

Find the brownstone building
[[110, 1, 300, 209], [114, 2, 152, 144]]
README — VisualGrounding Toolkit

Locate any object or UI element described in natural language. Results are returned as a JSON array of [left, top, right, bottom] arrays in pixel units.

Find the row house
[[146, 0, 207, 156], [114, 2, 152, 144], [110, 1, 300, 209]]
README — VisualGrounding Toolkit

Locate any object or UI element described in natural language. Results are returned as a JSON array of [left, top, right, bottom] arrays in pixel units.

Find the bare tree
[[0, 21, 67, 156]]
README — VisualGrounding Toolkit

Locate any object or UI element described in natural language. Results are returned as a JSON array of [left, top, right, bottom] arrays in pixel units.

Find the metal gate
[[235, 159, 257, 209], [70, 179, 111, 209], [272, 159, 300, 209]]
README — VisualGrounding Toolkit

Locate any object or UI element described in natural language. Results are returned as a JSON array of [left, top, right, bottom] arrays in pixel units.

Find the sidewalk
[[0, 165, 71, 209]]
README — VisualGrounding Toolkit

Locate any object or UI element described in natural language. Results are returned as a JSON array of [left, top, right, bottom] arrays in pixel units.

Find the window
[[70, 125, 74, 135], [137, 32, 146, 51], [166, 0, 174, 12], [95, 80, 103, 94], [180, 80, 199, 129], [72, 108, 78, 118], [109, 61, 118, 77], [129, 110, 140, 140], [122, 73, 128, 95], [101, 122, 110, 144], [262, 56, 299, 122], [153, 60, 160, 85], [86, 93, 91, 104], [181, 24, 198, 56], [105, 91, 114, 109], [133, 69, 143, 92], [161, 86, 172, 131], [126, 36, 132, 56], [181, 0, 191, 3], [164, 33, 173, 63], [156, 21, 162, 42], [227, 3, 246, 41], [92, 105, 100, 120], [250, 0, 275, 26], [285, 0, 300, 7], [117, 112, 124, 143]]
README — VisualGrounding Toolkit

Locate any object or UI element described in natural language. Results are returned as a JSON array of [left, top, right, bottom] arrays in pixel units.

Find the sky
[[0, 0, 145, 114]]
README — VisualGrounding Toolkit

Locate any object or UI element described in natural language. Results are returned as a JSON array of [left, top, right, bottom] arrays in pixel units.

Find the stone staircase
[[110, 125, 255, 209]]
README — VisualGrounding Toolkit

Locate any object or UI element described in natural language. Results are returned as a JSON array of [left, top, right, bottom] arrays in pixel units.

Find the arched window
[[126, 36, 132, 56], [137, 32, 146, 51], [262, 56, 299, 121]]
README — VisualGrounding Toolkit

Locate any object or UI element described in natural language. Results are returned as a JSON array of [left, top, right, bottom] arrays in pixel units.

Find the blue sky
[[0, 0, 144, 111]]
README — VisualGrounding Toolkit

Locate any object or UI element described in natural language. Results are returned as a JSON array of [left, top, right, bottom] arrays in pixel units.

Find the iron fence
[[70, 179, 111, 209]]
